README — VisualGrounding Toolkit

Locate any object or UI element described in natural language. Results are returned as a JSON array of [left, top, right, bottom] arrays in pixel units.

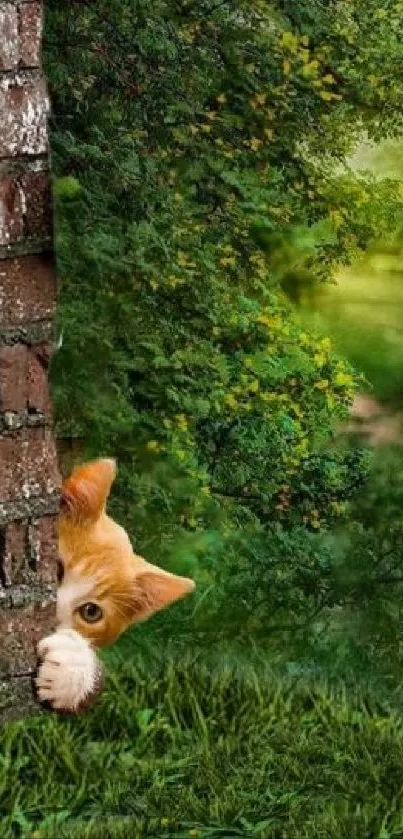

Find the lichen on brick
[[0, 72, 49, 158]]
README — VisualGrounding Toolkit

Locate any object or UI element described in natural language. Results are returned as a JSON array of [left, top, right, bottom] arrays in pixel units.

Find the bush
[[44, 0, 403, 639]]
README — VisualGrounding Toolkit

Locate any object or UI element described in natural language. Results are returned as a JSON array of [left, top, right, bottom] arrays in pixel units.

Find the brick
[[0, 599, 55, 676], [0, 343, 52, 416], [0, 176, 24, 245], [21, 170, 53, 238], [27, 516, 58, 584], [0, 254, 56, 326], [0, 426, 61, 504], [0, 521, 27, 585], [0, 4, 19, 71], [0, 171, 53, 245], [0, 514, 63, 594], [0, 75, 49, 158], [0, 344, 27, 412], [19, 2, 43, 68], [27, 343, 52, 414]]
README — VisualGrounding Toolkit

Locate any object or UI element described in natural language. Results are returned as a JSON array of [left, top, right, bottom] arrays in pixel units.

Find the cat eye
[[56, 560, 64, 584], [78, 602, 103, 623]]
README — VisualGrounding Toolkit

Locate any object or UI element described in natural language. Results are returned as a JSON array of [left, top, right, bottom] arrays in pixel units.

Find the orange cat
[[36, 458, 195, 712]]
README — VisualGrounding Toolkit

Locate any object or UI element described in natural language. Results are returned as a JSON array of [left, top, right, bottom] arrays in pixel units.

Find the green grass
[[2, 640, 403, 839]]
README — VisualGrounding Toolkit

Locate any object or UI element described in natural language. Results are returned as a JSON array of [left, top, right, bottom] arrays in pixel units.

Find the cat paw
[[36, 629, 104, 713]]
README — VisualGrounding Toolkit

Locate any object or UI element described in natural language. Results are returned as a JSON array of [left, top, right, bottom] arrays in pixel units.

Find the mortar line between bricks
[[0, 409, 49, 427], [0, 496, 60, 526], [0, 239, 53, 260], [1, 63, 42, 73], [0, 0, 38, 5], [0, 67, 41, 81], [0, 1, 38, 5], [0, 320, 54, 345], [0, 154, 49, 173], [8, 671, 36, 679]]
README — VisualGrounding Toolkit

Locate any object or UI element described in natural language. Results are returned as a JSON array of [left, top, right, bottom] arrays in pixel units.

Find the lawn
[[2, 638, 403, 839]]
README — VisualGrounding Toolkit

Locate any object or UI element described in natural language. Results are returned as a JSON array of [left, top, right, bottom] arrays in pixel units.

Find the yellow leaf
[[283, 58, 292, 75], [319, 90, 342, 101], [225, 394, 237, 408], [257, 313, 281, 327], [302, 60, 319, 77], [249, 138, 263, 151], [329, 209, 343, 228], [280, 31, 299, 52], [315, 379, 329, 390], [334, 371, 353, 387]]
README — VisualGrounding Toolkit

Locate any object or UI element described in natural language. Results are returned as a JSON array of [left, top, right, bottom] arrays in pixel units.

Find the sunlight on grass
[[300, 138, 403, 405]]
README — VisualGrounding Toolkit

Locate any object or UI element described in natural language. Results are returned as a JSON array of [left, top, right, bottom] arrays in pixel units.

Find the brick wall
[[0, 0, 60, 723]]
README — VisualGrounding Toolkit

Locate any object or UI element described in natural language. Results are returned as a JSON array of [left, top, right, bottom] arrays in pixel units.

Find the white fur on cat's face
[[56, 571, 95, 629]]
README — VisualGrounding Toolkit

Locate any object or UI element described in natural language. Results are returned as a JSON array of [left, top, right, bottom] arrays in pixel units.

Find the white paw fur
[[36, 628, 104, 712]]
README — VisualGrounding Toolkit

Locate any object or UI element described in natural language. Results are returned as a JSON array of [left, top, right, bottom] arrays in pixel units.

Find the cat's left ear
[[130, 563, 196, 624], [61, 458, 117, 523]]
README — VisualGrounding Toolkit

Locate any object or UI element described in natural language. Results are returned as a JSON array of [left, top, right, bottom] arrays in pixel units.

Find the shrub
[[44, 0, 403, 638]]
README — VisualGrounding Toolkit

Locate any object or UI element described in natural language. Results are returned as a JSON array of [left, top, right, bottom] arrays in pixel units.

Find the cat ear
[[61, 458, 117, 523], [130, 563, 196, 624]]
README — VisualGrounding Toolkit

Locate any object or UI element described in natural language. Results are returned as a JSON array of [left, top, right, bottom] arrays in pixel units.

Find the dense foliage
[[44, 0, 403, 647]]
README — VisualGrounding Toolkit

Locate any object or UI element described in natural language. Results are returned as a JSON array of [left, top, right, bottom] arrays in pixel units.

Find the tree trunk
[[0, 0, 59, 723]]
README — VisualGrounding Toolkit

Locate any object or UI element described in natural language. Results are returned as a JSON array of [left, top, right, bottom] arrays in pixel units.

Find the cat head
[[57, 458, 195, 647]]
